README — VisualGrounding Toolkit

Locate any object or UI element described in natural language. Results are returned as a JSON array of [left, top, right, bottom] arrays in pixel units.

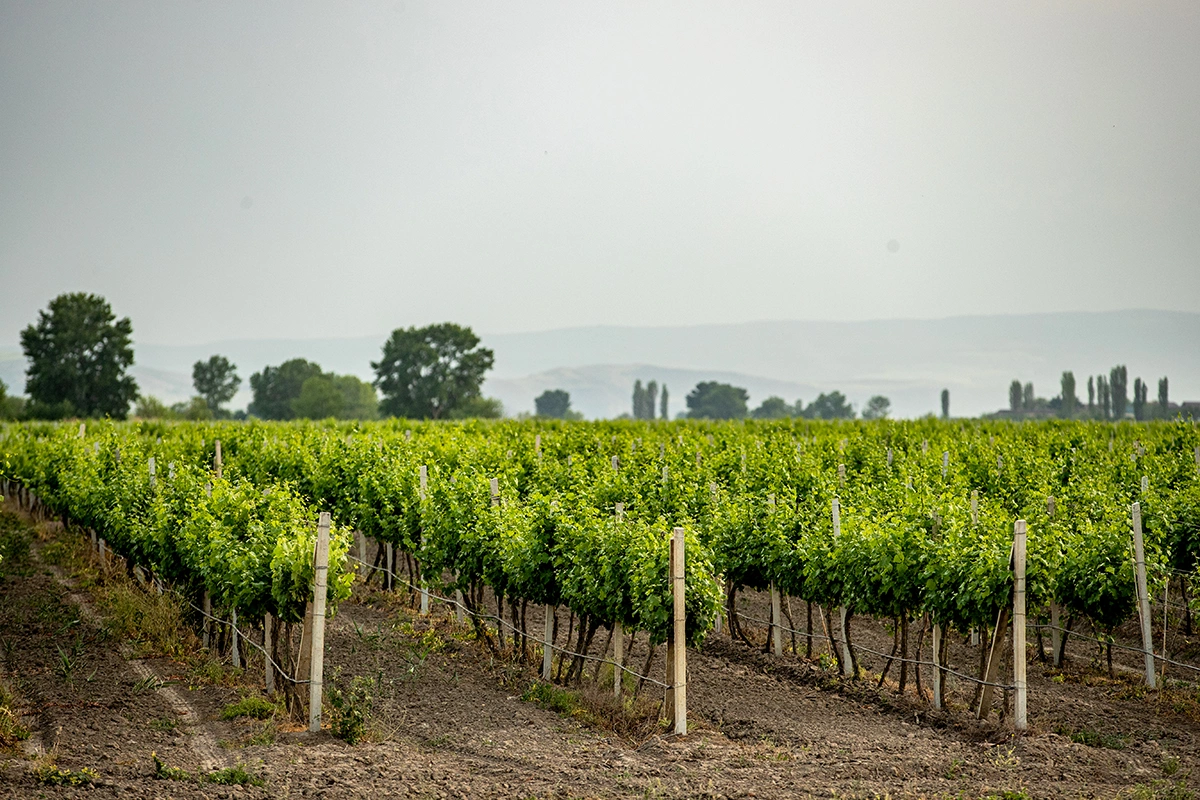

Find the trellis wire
[[347, 553, 671, 689], [734, 610, 1017, 690], [1029, 623, 1200, 676]]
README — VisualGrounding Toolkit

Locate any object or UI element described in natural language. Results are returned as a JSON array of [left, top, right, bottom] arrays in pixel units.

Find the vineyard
[[3, 416, 1199, 733]]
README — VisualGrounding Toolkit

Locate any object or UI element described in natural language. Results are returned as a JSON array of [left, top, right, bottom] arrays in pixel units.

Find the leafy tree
[[171, 397, 213, 420], [535, 389, 572, 419], [1022, 382, 1035, 412], [632, 380, 645, 419], [1158, 377, 1169, 417], [248, 359, 324, 420], [134, 395, 176, 419], [1087, 375, 1095, 413], [646, 381, 659, 421], [685, 382, 748, 420], [447, 396, 503, 419], [373, 323, 494, 419], [0, 379, 25, 420], [751, 396, 793, 419], [660, 385, 669, 420], [1009, 380, 1022, 414], [940, 389, 950, 420], [1060, 371, 1077, 418], [862, 395, 891, 420], [20, 292, 138, 419], [1110, 365, 1128, 419], [193, 355, 241, 415], [1097, 375, 1111, 419], [292, 374, 379, 420], [1132, 377, 1148, 421], [803, 391, 854, 420]]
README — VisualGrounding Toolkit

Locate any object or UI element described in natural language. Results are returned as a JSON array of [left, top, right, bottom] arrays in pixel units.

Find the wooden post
[[887, 447, 893, 466], [613, 621, 623, 698], [78, 423, 85, 438], [419, 466, 429, 616], [977, 606, 1011, 719], [386, 543, 394, 591], [357, 532, 367, 581], [770, 584, 782, 657], [490, 478, 500, 506], [942, 451, 949, 478], [837, 464, 846, 486], [1131, 502, 1157, 689], [148, 457, 156, 489], [542, 607, 555, 680], [214, 440, 222, 480], [970, 490, 979, 525], [264, 614, 275, 694], [671, 527, 687, 736], [931, 623, 945, 709], [202, 591, 212, 648], [535, 434, 541, 459], [1141, 475, 1149, 495], [231, 608, 240, 669], [1013, 520, 1027, 731], [309, 512, 331, 732]]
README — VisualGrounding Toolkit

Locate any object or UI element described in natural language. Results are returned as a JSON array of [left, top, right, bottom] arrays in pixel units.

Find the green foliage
[[134, 395, 177, 420], [862, 395, 891, 421], [0, 380, 24, 420], [193, 355, 241, 414], [249, 358, 324, 420], [21, 292, 138, 419], [751, 396, 793, 420], [373, 323, 494, 419], [292, 374, 379, 420], [35, 764, 99, 786], [327, 674, 373, 744], [447, 396, 503, 419], [535, 389, 572, 419], [686, 382, 748, 420], [801, 391, 855, 420], [220, 696, 279, 720]]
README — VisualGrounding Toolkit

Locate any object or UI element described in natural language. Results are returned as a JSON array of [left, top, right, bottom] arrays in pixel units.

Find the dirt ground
[[2, 503, 1198, 799]]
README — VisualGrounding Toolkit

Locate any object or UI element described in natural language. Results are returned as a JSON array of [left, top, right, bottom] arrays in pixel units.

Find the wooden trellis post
[[671, 527, 687, 736], [1013, 519, 1027, 731], [1131, 502, 1156, 689], [309, 512, 331, 732]]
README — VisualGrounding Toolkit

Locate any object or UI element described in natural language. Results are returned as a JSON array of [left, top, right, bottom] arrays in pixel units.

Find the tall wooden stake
[[1132, 502, 1156, 689], [264, 614, 275, 694], [309, 512, 331, 732], [671, 527, 687, 736], [613, 621, 624, 698], [419, 466, 430, 616], [1013, 520, 1027, 731], [231, 608, 240, 669], [542, 607, 555, 680], [931, 623, 945, 709], [214, 440, 222, 480]]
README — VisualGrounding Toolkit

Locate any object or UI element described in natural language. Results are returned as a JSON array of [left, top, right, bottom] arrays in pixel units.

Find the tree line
[[997, 367, 1182, 421], [3, 293, 502, 422]]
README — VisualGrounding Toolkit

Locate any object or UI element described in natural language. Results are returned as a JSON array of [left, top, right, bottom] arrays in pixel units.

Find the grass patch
[[518, 679, 663, 741], [1055, 724, 1128, 750], [327, 673, 373, 744], [1125, 780, 1196, 800], [94, 579, 198, 660], [0, 680, 29, 750], [152, 752, 265, 786], [33, 764, 99, 786], [0, 511, 33, 578], [220, 695, 280, 721]]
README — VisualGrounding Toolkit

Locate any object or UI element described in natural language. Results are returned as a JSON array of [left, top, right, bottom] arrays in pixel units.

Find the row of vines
[[2, 418, 1199, 682]]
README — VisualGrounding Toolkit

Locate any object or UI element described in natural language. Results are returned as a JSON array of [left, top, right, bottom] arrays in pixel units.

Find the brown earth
[[1, 503, 1198, 799]]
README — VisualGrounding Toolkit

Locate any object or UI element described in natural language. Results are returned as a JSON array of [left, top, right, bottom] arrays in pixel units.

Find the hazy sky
[[3, 1, 1198, 348]]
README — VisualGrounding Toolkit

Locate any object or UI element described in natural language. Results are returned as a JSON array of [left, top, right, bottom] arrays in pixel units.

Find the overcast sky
[[2, 1, 1198, 348]]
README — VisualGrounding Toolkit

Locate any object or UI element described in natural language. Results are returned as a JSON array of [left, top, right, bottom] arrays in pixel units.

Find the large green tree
[[20, 293, 138, 419], [803, 391, 855, 420], [193, 355, 241, 415], [372, 323, 494, 419], [535, 389, 572, 419], [685, 381, 748, 420], [291, 374, 379, 420], [861, 395, 891, 420], [0, 379, 25, 420], [248, 358, 324, 419], [750, 396, 792, 419]]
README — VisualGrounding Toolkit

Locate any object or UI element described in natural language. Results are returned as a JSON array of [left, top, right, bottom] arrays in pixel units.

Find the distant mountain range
[[2, 310, 1197, 419]]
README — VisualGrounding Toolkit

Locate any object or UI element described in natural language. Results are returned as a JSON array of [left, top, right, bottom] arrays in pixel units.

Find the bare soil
[[2, 505, 1198, 799]]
